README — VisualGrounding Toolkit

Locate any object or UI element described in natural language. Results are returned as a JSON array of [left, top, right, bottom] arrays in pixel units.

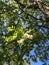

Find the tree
[[0, 0, 49, 65]]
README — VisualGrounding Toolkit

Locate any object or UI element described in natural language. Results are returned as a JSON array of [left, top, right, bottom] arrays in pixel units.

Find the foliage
[[0, 0, 49, 65]]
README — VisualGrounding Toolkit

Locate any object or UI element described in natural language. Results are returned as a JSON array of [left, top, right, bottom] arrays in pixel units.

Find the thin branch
[[34, 0, 49, 17], [14, 0, 49, 17], [14, 0, 26, 8], [21, 16, 49, 29]]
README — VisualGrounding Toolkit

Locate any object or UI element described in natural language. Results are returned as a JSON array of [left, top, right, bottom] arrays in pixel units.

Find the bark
[[33, 0, 49, 17]]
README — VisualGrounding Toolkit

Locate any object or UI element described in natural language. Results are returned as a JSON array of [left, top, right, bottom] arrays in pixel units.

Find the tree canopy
[[0, 0, 49, 65]]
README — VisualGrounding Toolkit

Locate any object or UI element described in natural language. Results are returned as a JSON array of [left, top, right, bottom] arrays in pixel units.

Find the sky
[[29, 41, 49, 65], [30, 49, 43, 65], [24, 39, 49, 65]]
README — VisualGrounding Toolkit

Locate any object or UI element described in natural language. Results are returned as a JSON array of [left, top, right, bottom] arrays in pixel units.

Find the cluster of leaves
[[0, 0, 49, 65]]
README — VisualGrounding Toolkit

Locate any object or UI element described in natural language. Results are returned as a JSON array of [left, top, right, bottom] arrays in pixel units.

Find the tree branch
[[34, 0, 49, 17], [14, 0, 49, 17]]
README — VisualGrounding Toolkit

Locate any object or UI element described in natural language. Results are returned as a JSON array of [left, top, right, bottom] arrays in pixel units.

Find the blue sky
[[31, 60, 43, 65], [29, 43, 49, 65], [24, 40, 49, 65], [30, 49, 43, 65]]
